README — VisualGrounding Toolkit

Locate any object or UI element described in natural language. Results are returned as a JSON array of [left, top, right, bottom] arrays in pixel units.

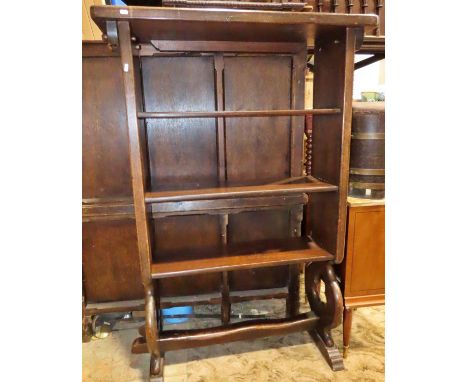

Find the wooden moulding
[[151, 237, 333, 279], [345, 294, 385, 308], [151, 40, 305, 53], [132, 312, 319, 353], [82, 194, 308, 221]]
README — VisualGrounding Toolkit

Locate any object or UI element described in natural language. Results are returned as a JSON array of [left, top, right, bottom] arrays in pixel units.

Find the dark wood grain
[[308, 27, 357, 264], [151, 238, 333, 278], [145, 180, 337, 203], [132, 312, 319, 353], [82, 57, 131, 199], [83, 220, 144, 302], [138, 108, 340, 118], [91, 6, 378, 46]]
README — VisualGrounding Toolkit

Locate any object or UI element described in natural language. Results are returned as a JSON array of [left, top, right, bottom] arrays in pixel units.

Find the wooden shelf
[[145, 177, 337, 203], [91, 6, 378, 46], [151, 237, 333, 279], [138, 108, 340, 119]]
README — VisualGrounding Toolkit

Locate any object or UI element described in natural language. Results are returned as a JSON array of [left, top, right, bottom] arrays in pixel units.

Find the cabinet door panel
[[348, 207, 385, 294]]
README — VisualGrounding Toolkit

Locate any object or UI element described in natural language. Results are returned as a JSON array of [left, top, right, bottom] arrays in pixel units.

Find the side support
[[305, 261, 344, 371], [117, 21, 163, 381], [309, 27, 358, 264]]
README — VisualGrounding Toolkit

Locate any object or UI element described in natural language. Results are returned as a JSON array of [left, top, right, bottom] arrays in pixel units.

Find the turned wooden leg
[[343, 306, 353, 358], [305, 261, 344, 371]]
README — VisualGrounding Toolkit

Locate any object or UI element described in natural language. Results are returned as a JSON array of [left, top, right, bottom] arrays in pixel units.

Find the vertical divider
[[214, 54, 226, 185], [310, 27, 358, 263], [117, 21, 153, 288], [288, 48, 306, 317], [215, 54, 231, 324], [117, 21, 161, 364], [220, 214, 231, 325], [290, 49, 307, 178]]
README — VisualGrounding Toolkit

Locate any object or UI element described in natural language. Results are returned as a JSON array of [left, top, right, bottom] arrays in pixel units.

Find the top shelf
[[91, 6, 378, 46]]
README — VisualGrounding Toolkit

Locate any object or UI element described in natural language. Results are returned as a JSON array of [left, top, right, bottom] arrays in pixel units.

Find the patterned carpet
[[83, 282, 384, 382]]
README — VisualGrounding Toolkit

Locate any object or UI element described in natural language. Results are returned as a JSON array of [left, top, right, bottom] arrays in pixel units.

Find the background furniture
[[337, 197, 385, 357], [349, 102, 385, 199]]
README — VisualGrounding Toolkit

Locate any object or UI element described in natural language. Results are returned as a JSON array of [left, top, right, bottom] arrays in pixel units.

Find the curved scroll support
[[305, 261, 344, 371], [305, 261, 343, 346], [145, 285, 164, 381]]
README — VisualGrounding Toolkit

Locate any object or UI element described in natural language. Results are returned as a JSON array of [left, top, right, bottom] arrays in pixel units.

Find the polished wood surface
[[91, 6, 377, 46], [138, 108, 340, 118], [145, 179, 337, 203], [151, 238, 333, 278], [338, 200, 385, 357], [308, 27, 358, 263], [132, 312, 319, 353], [82, 53, 144, 303]]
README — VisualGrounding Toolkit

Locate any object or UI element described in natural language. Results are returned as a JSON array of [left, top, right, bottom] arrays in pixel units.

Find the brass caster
[[343, 346, 349, 358]]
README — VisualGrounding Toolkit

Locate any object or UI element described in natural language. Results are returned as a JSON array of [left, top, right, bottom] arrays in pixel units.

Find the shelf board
[[151, 237, 333, 279], [91, 6, 378, 46], [145, 177, 337, 203], [138, 108, 340, 119]]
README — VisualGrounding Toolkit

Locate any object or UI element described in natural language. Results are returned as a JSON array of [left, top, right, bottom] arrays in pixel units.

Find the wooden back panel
[[142, 52, 302, 295], [82, 54, 144, 302], [224, 55, 291, 183], [82, 57, 132, 199], [142, 56, 218, 189], [223, 55, 294, 290], [83, 45, 306, 301]]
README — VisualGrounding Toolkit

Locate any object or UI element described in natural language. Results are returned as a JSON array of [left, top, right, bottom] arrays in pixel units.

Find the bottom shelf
[[151, 237, 333, 279]]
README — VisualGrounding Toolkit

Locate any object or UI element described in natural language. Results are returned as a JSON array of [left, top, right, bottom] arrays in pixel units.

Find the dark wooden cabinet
[[337, 197, 385, 357]]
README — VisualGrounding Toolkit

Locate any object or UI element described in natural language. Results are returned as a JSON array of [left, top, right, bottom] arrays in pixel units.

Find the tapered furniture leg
[[305, 261, 344, 371], [343, 306, 353, 358]]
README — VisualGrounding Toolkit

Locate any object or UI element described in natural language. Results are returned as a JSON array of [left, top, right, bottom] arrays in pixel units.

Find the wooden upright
[[84, 5, 377, 381]]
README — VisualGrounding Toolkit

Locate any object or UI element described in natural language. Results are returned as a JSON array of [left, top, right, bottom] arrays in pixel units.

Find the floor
[[83, 288, 384, 382]]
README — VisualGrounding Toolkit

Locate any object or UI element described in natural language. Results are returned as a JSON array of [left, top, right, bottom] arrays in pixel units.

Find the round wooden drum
[[349, 102, 385, 199]]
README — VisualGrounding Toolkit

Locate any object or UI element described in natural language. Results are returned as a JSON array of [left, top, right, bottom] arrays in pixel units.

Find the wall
[[82, 0, 106, 40]]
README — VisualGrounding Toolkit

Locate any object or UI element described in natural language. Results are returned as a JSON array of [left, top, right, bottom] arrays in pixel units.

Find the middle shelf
[[151, 237, 333, 279], [145, 176, 337, 203]]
